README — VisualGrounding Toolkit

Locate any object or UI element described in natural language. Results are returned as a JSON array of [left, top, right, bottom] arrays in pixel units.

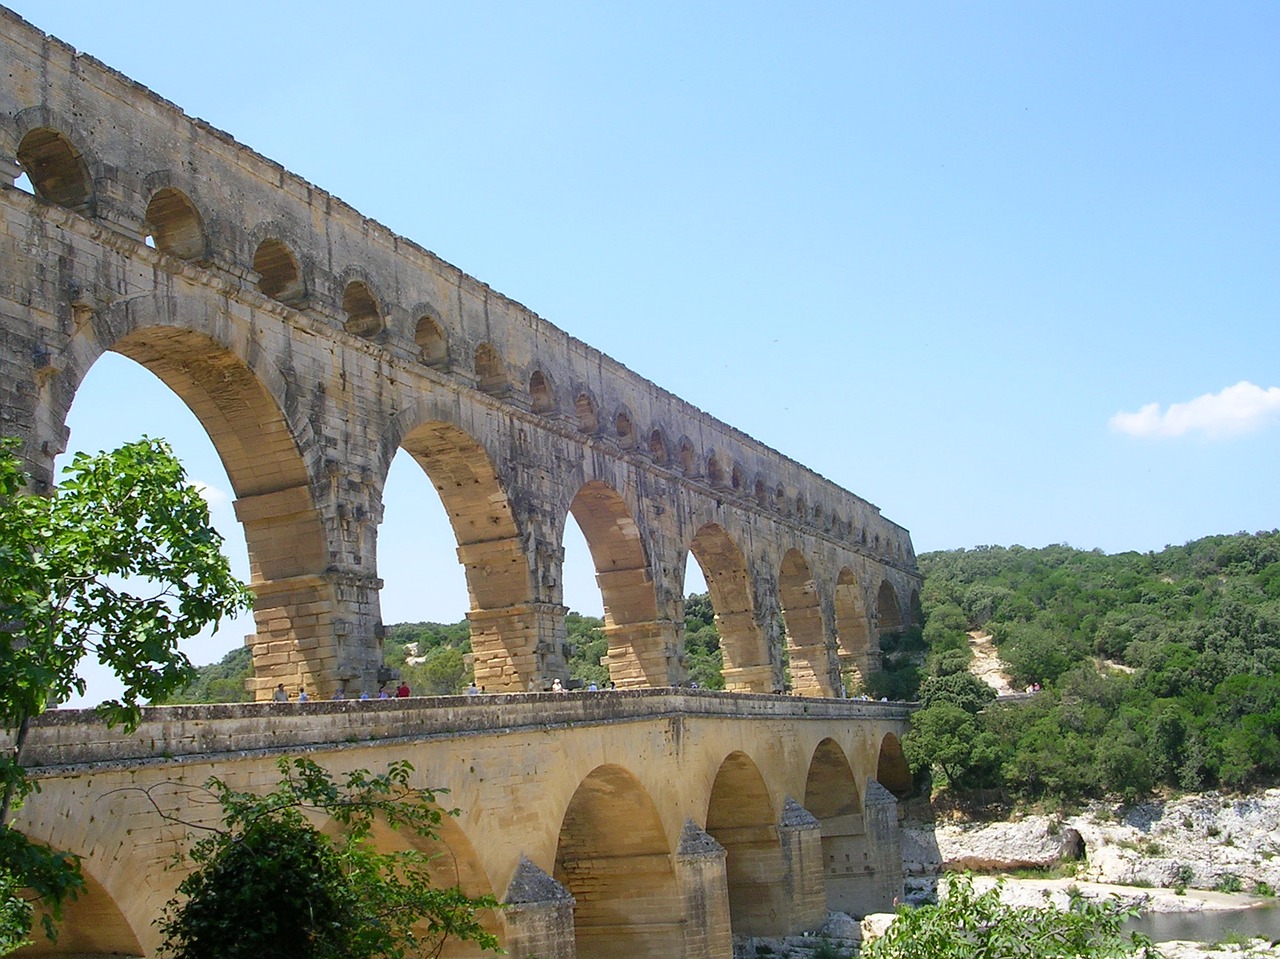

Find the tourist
[[551, 678, 565, 692], [272, 683, 288, 702], [333, 687, 346, 700], [396, 681, 410, 698], [378, 683, 390, 699], [297, 687, 308, 703], [466, 682, 480, 696]]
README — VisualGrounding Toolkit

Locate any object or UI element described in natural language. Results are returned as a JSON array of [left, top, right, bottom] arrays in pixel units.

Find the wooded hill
[[902, 531, 1280, 803]]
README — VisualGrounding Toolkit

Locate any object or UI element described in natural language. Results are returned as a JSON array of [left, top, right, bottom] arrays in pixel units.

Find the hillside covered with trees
[[903, 531, 1280, 804]]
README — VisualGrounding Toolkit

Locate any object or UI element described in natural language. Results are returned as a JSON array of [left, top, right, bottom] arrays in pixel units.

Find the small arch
[[706, 452, 724, 488], [415, 314, 448, 367], [253, 238, 306, 305], [555, 764, 679, 957], [877, 580, 902, 632], [144, 187, 207, 260], [529, 369, 556, 413], [754, 477, 767, 507], [795, 495, 806, 521], [575, 392, 599, 433], [474, 343, 510, 395], [774, 487, 786, 513], [16, 127, 93, 211], [678, 438, 696, 476], [730, 462, 744, 492], [647, 428, 669, 465], [342, 280, 384, 337], [614, 408, 636, 449]]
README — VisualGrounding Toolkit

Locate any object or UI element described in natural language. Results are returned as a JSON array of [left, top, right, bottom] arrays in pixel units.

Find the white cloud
[[1109, 381, 1280, 439], [191, 479, 230, 507]]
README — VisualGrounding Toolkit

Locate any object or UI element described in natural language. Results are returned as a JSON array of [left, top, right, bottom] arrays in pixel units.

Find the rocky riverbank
[[895, 788, 1280, 957]]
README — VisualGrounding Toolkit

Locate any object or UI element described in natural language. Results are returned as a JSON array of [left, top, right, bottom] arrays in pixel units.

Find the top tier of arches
[[0, 64, 915, 572]]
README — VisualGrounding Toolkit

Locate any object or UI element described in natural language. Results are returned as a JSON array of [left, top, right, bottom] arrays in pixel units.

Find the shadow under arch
[[554, 764, 680, 959], [13, 866, 144, 957], [568, 481, 674, 687], [779, 548, 834, 696], [56, 312, 341, 700], [804, 737, 877, 917], [705, 750, 789, 936], [876, 732, 912, 799], [877, 579, 903, 632], [834, 567, 873, 693], [394, 418, 540, 692], [689, 523, 771, 693]]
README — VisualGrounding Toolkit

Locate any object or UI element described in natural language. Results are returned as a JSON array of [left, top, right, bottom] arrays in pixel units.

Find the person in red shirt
[[396, 681, 410, 698]]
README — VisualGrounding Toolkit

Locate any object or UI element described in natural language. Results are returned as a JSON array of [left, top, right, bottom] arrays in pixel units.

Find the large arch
[[688, 524, 771, 693], [833, 568, 873, 694], [59, 316, 338, 700], [705, 751, 787, 936], [568, 481, 676, 687], [876, 580, 903, 633], [778, 549, 834, 696], [554, 764, 681, 959], [396, 419, 540, 692], [876, 733, 912, 799]]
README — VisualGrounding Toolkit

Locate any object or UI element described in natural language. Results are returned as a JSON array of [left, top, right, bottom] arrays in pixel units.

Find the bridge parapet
[[16, 689, 912, 771]]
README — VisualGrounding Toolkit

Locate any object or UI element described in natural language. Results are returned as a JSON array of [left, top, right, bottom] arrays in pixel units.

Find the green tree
[[0, 437, 252, 946], [154, 757, 499, 959], [903, 703, 1002, 789], [861, 874, 1160, 959]]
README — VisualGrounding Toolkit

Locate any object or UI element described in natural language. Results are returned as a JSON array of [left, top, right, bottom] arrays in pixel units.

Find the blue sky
[[10, 3, 1279, 693]]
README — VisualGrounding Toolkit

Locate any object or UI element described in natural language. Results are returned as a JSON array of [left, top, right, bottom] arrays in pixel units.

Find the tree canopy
[[0, 437, 252, 948]]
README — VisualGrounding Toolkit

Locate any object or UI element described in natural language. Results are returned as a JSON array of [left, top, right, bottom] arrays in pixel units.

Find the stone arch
[[15, 126, 94, 212], [394, 418, 539, 691], [144, 187, 207, 260], [804, 738, 869, 916], [529, 369, 556, 413], [909, 588, 924, 626], [876, 733, 912, 798], [647, 427, 669, 465], [341, 279, 384, 338], [754, 477, 768, 508], [774, 486, 786, 513], [876, 580, 903, 632], [677, 437, 696, 475], [613, 407, 636, 450], [568, 481, 672, 687], [415, 313, 449, 367], [706, 751, 787, 937], [58, 306, 340, 699], [15, 863, 145, 957], [795, 494, 806, 521], [706, 452, 724, 488], [574, 391, 599, 434], [689, 524, 770, 693], [778, 549, 833, 696], [474, 343, 509, 395], [833, 568, 872, 693], [730, 461, 745, 492], [252, 237, 307, 305], [554, 764, 680, 959]]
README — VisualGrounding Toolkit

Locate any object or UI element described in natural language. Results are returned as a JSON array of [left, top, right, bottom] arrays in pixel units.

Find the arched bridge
[[0, 7, 920, 701], [12, 691, 912, 958]]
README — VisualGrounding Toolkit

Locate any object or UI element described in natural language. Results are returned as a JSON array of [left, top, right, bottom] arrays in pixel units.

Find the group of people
[[272, 681, 412, 702]]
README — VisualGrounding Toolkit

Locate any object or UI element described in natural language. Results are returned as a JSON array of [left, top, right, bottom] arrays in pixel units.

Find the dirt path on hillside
[[968, 630, 1016, 695]]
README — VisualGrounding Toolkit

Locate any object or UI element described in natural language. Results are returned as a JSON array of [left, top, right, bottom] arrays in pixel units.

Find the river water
[[1125, 902, 1280, 944]]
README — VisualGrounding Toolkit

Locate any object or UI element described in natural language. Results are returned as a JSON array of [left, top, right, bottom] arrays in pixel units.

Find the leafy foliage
[[155, 757, 499, 959], [0, 437, 252, 947], [914, 535, 1280, 803], [861, 874, 1160, 959]]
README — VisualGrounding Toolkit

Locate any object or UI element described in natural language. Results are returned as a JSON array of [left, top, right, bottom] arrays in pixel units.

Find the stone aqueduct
[[1, 8, 924, 957]]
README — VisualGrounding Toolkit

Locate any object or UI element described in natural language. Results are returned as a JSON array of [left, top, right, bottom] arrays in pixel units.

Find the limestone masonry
[[0, 6, 921, 956]]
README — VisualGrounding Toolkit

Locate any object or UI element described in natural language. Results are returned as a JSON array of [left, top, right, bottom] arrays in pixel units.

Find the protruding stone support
[[777, 798, 828, 933], [457, 537, 535, 617], [468, 602, 569, 692], [814, 787, 899, 917], [860, 781, 904, 912], [503, 857, 577, 959], [603, 620, 685, 687], [674, 821, 733, 959]]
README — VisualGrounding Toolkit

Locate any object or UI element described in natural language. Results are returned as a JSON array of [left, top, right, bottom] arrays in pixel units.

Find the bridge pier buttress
[[777, 799, 830, 934], [502, 858, 578, 959], [815, 787, 906, 918], [675, 822, 734, 959], [603, 619, 685, 687]]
